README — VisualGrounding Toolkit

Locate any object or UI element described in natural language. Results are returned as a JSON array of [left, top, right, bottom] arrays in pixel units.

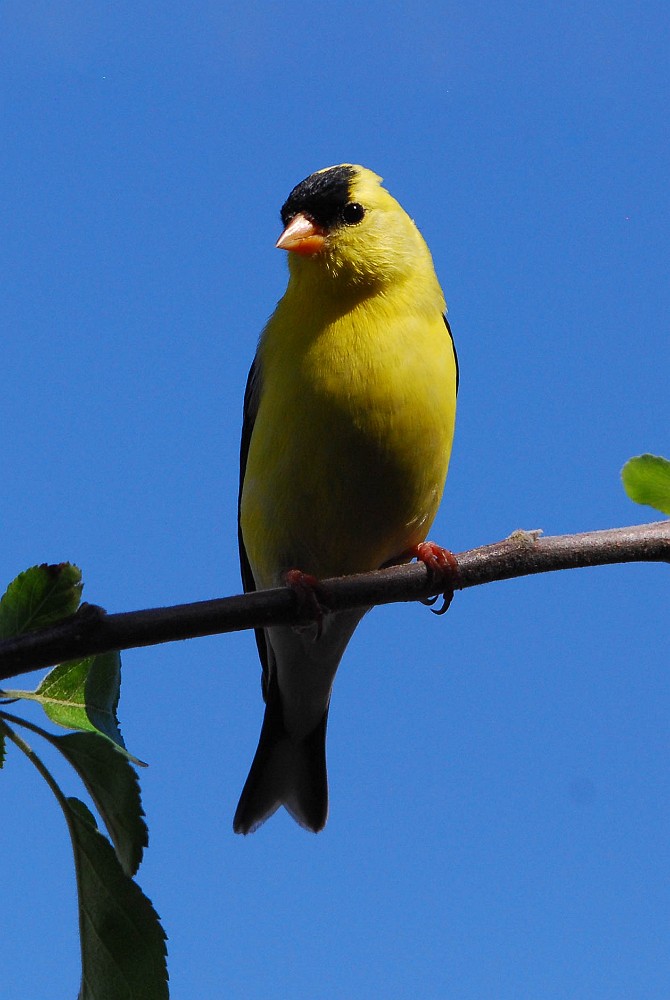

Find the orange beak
[[276, 213, 327, 256]]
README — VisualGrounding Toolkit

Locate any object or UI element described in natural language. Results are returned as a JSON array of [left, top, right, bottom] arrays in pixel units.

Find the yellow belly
[[240, 301, 457, 588]]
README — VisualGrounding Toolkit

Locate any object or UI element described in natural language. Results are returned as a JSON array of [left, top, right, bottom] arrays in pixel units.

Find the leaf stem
[[0, 716, 69, 811]]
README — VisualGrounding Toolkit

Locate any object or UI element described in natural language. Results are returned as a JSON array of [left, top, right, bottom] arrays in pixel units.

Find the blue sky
[[1, 2, 669, 997]]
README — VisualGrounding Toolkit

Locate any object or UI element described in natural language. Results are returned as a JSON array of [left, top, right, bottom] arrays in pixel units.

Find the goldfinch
[[234, 165, 458, 834]]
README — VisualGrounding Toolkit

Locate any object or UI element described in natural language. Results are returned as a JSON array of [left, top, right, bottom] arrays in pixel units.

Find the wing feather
[[238, 356, 271, 689], [444, 315, 459, 395]]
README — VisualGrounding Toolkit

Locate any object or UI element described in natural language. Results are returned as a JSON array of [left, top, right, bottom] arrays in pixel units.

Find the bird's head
[[276, 164, 433, 293]]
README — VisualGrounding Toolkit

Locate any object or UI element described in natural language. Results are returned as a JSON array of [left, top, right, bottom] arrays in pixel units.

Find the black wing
[[238, 356, 271, 686], [444, 315, 459, 396]]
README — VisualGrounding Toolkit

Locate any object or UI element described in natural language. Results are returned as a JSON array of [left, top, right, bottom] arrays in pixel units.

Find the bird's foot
[[412, 541, 460, 615], [283, 569, 325, 639]]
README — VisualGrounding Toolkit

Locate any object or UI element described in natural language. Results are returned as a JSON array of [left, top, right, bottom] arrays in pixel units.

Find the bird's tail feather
[[233, 681, 329, 835]]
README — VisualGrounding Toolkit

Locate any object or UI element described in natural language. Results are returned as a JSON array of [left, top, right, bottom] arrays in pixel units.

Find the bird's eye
[[341, 202, 365, 225]]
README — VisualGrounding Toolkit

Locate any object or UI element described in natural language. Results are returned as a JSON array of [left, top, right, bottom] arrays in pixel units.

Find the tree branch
[[1, 521, 668, 682]]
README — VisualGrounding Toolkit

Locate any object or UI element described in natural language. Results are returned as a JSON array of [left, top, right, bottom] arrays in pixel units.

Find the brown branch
[[0, 521, 668, 683]]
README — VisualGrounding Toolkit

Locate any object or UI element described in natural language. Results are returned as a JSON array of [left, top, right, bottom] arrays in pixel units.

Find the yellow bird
[[234, 165, 458, 834]]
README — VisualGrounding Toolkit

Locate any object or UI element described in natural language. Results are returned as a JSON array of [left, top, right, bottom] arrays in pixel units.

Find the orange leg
[[283, 569, 325, 638], [411, 541, 460, 615]]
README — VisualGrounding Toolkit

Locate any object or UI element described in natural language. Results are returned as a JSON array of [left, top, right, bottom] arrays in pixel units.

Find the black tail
[[233, 679, 329, 835]]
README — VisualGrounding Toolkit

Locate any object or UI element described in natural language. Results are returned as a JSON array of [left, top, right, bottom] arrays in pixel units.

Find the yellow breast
[[240, 290, 457, 588]]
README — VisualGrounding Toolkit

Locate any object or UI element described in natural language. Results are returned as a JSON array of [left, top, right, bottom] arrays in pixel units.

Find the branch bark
[[1, 521, 668, 682]]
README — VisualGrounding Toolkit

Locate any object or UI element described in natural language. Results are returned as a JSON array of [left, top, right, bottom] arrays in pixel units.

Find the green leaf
[[622, 454, 670, 515], [3, 650, 144, 762], [33, 651, 129, 750], [64, 797, 169, 1000], [49, 731, 147, 876], [0, 563, 82, 639], [0, 718, 165, 998]]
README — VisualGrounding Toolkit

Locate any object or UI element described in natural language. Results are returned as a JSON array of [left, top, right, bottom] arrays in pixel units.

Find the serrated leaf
[[47, 731, 148, 876], [622, 454, 670, 515], [63, 797, 169, 1000], [34, 651, 127, 749], [0, 563, 82, 639]]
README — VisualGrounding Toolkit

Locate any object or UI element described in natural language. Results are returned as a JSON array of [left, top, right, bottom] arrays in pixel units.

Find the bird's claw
[[283, 569, 326, 639], [413, 541, 460, 616]]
